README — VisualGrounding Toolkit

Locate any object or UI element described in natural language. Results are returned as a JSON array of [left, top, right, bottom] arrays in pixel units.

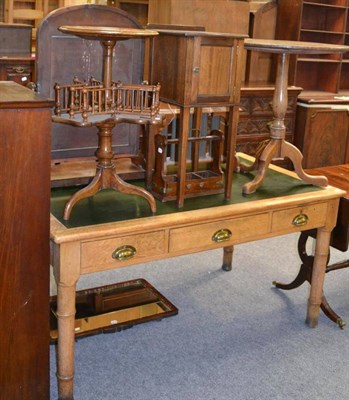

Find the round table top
[[244, 38, 349, 54], [58, 26, 159, 41]]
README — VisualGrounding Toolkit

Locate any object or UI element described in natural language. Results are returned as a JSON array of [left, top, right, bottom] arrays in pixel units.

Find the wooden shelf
[[276, 0, 349, 93], [301, 29, 346, 35], [303, 1, 348, 7], [297, 57, 341, 62]]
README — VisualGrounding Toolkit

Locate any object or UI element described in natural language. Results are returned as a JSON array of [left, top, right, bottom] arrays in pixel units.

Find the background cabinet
[[107, 0, 149, 26], [0, 56, 34, 85], [0, 81, 53, 400], [244, 0, 277, 83], [0, 23, 35, 86], [295, 102, 349, 168], [276, 0, 349, 94]]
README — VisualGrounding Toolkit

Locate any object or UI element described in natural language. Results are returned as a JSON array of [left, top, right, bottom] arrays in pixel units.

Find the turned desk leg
[[56, 283, 77, 400], [222, 246, 234, 271], [306, 226, 332, 328], [53, 242, 81, 400]]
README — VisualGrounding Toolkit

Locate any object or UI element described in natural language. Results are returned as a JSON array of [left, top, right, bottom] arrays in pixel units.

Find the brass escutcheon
[[112, 245, 137, 261], [14, 66, 25, 74], [212, 228, 232, 243], [292, 214, 308, 227]]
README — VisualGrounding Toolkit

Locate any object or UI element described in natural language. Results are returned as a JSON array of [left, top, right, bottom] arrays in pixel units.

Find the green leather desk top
[[51, 166, 322, 229]]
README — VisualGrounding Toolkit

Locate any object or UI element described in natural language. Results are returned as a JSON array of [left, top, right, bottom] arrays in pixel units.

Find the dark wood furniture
[[0, 81, 53, 399], [274, 164, 349, 328], [244, 0, 277, 83], [51, 25, 161, 220], [0, 54, 35, 85], [147, 0, 250, 36], [240, 39, 349, 195], [0, 22, 32, 53], [0, 23, 34, 86], [276, 0, 349, 93], [145, 29, 246, 207], [294, 95, 349, 168], [108, 0, 149, 26]]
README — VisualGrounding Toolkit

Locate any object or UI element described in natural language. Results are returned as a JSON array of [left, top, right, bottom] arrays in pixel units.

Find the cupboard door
[[296, 107, 349, 168]]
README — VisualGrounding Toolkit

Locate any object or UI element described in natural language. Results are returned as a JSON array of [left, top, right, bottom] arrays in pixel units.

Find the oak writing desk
[[50, 156, 344, 400]]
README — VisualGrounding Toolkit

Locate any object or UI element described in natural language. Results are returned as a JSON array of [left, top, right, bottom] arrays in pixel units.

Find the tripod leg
[[282, 141, 328, 186], [242, 139, 278, 194], [320, 294, 346, 329], [110, 170, 157, 213], [273, 264, 309, 290], [63, 170, 102, 220]]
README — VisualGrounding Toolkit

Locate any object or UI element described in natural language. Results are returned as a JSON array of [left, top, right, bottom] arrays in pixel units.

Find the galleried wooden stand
[[52, 26, 162, 220], [240, 39, 349, 194], [151, 129, 225, 201], [146, 29, 246, 207]]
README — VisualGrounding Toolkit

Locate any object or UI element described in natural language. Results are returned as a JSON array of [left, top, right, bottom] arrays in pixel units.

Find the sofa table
[[50, 156, 344, 400]]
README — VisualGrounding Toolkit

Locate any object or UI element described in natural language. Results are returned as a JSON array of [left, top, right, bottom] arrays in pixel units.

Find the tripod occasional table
[[52, 26, 161, 220], [241, 39, 349, 194]]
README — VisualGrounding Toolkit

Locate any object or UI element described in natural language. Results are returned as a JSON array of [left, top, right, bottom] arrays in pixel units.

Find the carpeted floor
[[50, 233, 349, 400]]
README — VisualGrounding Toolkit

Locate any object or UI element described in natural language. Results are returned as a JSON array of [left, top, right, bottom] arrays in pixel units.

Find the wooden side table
[[241, 39, 349, 194], [52, 26, 161, 220]]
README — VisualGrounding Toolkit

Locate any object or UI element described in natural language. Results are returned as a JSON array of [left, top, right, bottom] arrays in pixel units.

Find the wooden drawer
[[271, 202, 328, 234], [81, 230, 167, 271], [169, 213, 269, 253], [6, 64, 32, 85]]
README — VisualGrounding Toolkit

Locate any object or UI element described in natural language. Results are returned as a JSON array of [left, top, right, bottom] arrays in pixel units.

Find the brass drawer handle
[[112, 245, 137, 261], [212, 229, 232, 243], [14, 66, 25, 74], [292, 214, 308, 227]]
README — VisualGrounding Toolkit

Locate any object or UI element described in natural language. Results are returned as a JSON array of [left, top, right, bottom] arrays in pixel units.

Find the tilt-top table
[[241, 39, 349, 194], [50, 156, 344, 399], [52, 26, 161, 220]]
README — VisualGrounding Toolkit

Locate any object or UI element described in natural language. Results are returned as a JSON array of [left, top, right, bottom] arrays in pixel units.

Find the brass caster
[[337, 318, 346, 329]]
